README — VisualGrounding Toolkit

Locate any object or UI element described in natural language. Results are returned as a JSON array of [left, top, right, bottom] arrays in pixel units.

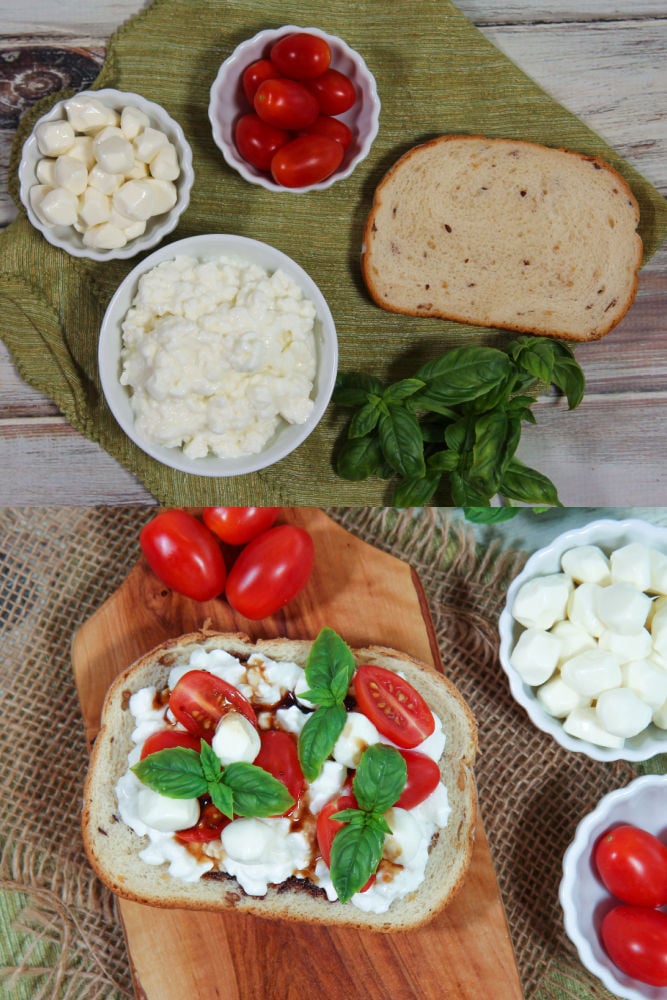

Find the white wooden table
[[1, 1, 665, 505]]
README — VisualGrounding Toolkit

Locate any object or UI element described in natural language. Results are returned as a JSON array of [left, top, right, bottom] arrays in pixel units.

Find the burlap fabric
[[2, 0, 667, 507], [2, 506, 662, 999]]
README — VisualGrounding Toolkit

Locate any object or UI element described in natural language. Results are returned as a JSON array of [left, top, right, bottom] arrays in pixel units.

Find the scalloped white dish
[[19, 88, 193, 260], [560, 775, 667, 999], [498, 518, 667, 762], [209, 25, 380, 193]]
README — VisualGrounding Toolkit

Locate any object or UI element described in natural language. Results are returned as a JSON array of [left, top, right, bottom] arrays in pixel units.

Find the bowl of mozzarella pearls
[[98, 232, 338, 476], [18, 88, 194, 259], [498, 519, 667, 761]]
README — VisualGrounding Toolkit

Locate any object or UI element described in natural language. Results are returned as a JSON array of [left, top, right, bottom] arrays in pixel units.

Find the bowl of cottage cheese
[[98, 233, 338, 475]]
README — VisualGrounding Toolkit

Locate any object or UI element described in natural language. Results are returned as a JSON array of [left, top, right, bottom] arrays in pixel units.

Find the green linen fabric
[[2, 0, 667, 505]]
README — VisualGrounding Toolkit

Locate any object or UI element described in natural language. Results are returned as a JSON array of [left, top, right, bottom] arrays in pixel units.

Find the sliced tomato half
[[353, 665, 435, 749], [169, 669, 257, 741]]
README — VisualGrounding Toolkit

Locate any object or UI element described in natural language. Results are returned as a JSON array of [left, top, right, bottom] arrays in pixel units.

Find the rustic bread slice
[[82, 630, 478, 932], [361, 135, 642, 341]]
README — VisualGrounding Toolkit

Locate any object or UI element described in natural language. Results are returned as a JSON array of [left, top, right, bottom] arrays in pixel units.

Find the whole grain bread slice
[[361, 135, 642, 341], [82, 630, 477, 932]]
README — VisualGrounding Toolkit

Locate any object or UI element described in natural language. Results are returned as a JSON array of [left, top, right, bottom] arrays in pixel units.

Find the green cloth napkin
[[3, 0, 667, 505]]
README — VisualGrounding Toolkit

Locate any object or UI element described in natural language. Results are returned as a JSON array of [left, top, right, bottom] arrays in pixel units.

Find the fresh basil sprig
[[297, 627, 357, 782], [334, 337, 585, 507], [329, 744, 408, 903], [131, 739, 294, 819]]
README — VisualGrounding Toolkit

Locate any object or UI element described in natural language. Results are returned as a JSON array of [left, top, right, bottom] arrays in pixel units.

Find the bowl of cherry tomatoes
[[208, 25, 380, 192], [560, 775, 667, 999]]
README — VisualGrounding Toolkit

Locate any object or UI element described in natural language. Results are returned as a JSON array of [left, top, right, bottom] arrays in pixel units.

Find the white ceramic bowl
[[560, 774, 667, 999], [498, 518, 667, 762], [18, 88, 194, 259], [98, 232, 338, 476], [209, 25, 380, 192]]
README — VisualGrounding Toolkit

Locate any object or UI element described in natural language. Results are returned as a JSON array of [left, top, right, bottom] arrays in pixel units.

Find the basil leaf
[[392, 470, 441, 506], [378, 405, 425, 479], [336, 436, 385, 481], [222, 762, 294, 817], [470, 409, 510, 493], [382, 378, 425, 403], [463, 506, 522, 523], [208, 777, 235, 820], [353, 745, 407, 814], [415, 347, 512, 408], [349, 401, 381, 439], [551, 347, 585, 409], [499, 458, 562, 506], [199, 739, 222, 784], [329, 815, 386, 903], [304, 627, 356, 700], [131, 747, 207, 799], [510, 337, 556, 385], [334, 372, 384, 406], [298, 703, 347, 782], [450, 472, 493, 506], [427, 450, 458, 473]]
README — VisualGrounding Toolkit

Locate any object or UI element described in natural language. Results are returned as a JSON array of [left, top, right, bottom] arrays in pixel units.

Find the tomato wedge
[[253, 730, 305, 815], [394, 749, 441, 809], [140, 729, 202, 759], [169, 670, 257, 741], [175, 799, 230, 843], [353, 665, 435, 749]]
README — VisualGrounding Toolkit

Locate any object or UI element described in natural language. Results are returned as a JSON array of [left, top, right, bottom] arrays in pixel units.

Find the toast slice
[[361, 135, 642, 341], [82, 630, 477, 932]]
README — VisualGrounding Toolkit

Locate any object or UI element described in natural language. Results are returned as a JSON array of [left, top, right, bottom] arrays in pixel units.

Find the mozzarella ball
[[35, 119, 75, 156], [512, 574, 572, 630], [621, 658, 667, 709], [510, 628, 561, 685], [536, 675, 589, 718], [566, 582, 606, 638], [135, 786, 200, 833], [610, 543, 652, 590], [550, 620, 597, 663], [596, 687, 652, 738], [560, 648, 622, 699], [595, 582, 652, 635], [54, 154, 88, 195], [598, 628, 653, 664], [211, 711, 261, 765], [38, 187, 79, 226], [383, 808, 424, 866], [65, 95, 118, 133], [561, 545, 611, 585], [562, 706, 624, 749]]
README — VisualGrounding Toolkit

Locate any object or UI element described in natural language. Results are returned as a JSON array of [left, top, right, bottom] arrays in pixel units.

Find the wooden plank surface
[[1, 2, 666, 503], [71, 508, 522, 999]]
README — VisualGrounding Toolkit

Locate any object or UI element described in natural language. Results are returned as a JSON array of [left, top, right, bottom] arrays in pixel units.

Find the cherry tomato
[[299, 115, 352, 150], [394, 749, 441, 809], [169, 669, 257, 741], [202, 506, 281, 546], [270, 32, 331, 80], [271, 135, 344, 188], [353, 665, 435, 749], [139, 509, 226, 602], [254, 78, 319, 130], [225, 524, 315, 620], [316, 794, 374, 892], [139, 729, 202, 760], [175, 799, 230, 843], [242, 58, 280, 104], [253, 730, 305, 814], [234, 114, 289, 172], [306, 68, 356, 115], [601, 905, 667, 986], [595, 824, 667, 907]]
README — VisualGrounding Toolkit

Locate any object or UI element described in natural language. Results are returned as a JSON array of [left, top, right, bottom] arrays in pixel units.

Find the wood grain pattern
[[71, 509, 522, 1000]]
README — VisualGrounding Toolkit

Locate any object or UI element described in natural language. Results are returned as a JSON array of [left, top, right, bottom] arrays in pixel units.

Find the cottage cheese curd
[[119, 254, 318, 459], [116, 645, 450, 912]]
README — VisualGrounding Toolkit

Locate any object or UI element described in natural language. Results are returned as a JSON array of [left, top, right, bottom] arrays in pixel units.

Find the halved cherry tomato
[[202, 507, 281, 546], [139, 509, 226, 602], [253, 730, 305, 814], [270, 32, 331, 80], [601, 905, 667, 986], [353, 665, 435, 749], [306, 68, 356, 115], [169, 669, 257, 741], [394, 749, 441, 809], [316, 793, 374, 892], [140, 729, 202, 760], [234, 114, 288, 172], [271, 135, 344, 188], [225, 524, 315, 620], [298, 115, 352, 150], [242, 58, 280, 104], [594, 824, 667, 907], [175, 799, 230, 843], [254, 78, 319, 130]]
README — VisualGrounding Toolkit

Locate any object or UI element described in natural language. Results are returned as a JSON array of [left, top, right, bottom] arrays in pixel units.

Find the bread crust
[[82, 629, 478, 932], [361, 134, 642, 341]]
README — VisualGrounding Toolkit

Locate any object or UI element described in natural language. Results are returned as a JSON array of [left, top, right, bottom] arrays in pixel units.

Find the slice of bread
[[82, 630, 478, 932], [361, 135, 642, 341]]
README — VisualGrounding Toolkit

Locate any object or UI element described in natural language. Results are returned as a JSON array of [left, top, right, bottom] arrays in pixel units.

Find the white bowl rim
[[98, 232, 338, 477], [208, 24, 381, 193], [560, 774, 667, 1000], [498, 517, 667, 762], [18, 87, 194, 260]]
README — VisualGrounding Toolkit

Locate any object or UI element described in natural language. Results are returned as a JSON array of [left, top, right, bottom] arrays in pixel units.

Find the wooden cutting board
[[71, 508, 522, 999]]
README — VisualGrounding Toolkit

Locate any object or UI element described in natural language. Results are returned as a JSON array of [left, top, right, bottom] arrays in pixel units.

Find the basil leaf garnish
[[298, 629, 357, 781], [352, 745, 407, 815], [298, 703, 347, 782], [131, 747, 208, 799], [329, 814, 387, 903], [223, 762, 295, 818]]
